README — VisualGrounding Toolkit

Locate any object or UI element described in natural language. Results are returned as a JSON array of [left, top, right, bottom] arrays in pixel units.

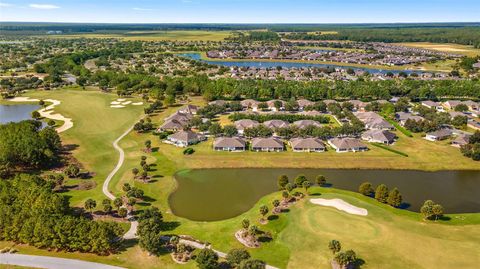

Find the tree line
[[0, 175, 124, 254], [0, 121, 62, 177]]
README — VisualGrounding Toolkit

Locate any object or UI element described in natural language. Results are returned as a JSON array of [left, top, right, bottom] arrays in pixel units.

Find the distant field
[[44, 30, 232, 41], [396, 42, 480, 57]]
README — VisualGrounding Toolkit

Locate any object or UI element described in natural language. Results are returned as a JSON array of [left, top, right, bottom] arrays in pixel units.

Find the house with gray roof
[[240, 99, 260, 111], [290, 137, 325, 152], [292, 120, 322, 129], [297, 99, 315, 110], [266, 100, 286, 111], [451, 134, 471, 148], [421, 100, 444, 111], [328, 138, 368, 153], [178, 104, 198, 115], [167, 130, 205, 147], [208, 100, 228, 106], [263, 120, 289, 129], [158, 119, 185, 132], [235, 119, 260, 135], [251, 137, 284, 152], [213, 137, 246, 151], [425, 129, 452, 141], [395, 112, 425, 126], [355, 112, 394, 130], [361, 130, 397, 144]]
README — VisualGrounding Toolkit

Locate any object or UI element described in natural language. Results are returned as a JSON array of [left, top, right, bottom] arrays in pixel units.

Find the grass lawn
[[3, 93, 480, 269], [395, 42, 480, 57], [17, 86, 144, 207], [43, 30, 232, 42]]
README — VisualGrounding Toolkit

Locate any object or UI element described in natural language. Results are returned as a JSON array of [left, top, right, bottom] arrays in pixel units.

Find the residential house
[[395, 112, 424, 126], [263, 120, 289, 129], [463, 100, 479, 112], [468, 121, 480, 130], [158, 119, 185, 132], [355, 112, 394, 130], [442, 100, 463, 110], [209, 100, 228, 106], [451, 134, 471, 148], [361, 130, 397, 144], [178, 104, 198, 115], [213, 137, 246, 151], [328, 138, 368, 153], [292, 120, 322, 129], [348, 100, 367, 111], [240, 99, 260, 111], [290, 137, 326, 152], [421, 100, 444, 111], [301, 110, 323, 116], [235, 119, 260, 135], [297, 99, 315, 111], [266, 100, 286, 111], [167, 130, 205, 147], [251, 137, 284, 152], [425, 129, 452, 141]]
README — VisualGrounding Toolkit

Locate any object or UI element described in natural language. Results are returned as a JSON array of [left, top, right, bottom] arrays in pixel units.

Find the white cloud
[[29, 4, 60, 9], [133, 7, 156, 11], [0, 2, 13, 7]]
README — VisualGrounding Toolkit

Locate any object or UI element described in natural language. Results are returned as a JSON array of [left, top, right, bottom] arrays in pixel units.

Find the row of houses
[[212, 136, 368, 153], [422, 100, 479, 115]]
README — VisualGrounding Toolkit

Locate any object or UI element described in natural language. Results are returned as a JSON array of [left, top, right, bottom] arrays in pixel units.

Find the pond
[[0, 104, 41, 124], [178, 53, 421, 75], [169, 168, 480, 221]]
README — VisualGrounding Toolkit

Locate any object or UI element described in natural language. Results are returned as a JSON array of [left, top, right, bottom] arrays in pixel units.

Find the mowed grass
[[44, 30, 232, 41], [156, 130, 480, 171], [396, 42, 480, 57], [22, 87, 144, 206], [3, 95, 480, 268]]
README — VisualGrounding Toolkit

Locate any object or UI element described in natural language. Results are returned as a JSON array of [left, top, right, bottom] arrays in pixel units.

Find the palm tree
[[303, 181, 311, 195], [328, 240, 341, 254], [118, 207, 128, 219], [132, 168, 139, 178], [144, 140, 152, 152], [315, 175, 326, 186], [113, 197, 123, 211], [241, 219, 250, 230], [259, 205, 269, 221], [84, 199, 96, 214]]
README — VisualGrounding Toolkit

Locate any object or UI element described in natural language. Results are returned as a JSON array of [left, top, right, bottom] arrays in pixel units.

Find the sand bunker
[[121, 101, 132, 105], [117, 98, 126, 102], [310, 198, 368, 216], [9, 97, 73, 133], [111, 101, 121, 105], [110, 105, 125, 108], [132, 102, 144, 106]]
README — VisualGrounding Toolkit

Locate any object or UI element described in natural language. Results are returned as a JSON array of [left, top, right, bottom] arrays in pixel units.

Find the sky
[[0, 0, 479, 23]]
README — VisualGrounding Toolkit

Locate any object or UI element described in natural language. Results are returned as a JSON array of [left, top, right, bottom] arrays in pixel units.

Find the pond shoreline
[[169, 168, 480, 221]]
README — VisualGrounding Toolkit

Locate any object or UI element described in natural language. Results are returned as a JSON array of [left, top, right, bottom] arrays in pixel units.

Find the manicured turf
[[22, 87, 144, 207], [3, 92, 480, 269]]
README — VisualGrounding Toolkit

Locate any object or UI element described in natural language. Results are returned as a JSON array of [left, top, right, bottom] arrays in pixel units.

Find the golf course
[[2, 87, 479, 269]]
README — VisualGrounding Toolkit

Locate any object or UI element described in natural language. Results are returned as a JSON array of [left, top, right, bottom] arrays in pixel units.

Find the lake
[[169, 168, 480, 221], [178, 53, 421, 75], [0, 104, 41, 124]]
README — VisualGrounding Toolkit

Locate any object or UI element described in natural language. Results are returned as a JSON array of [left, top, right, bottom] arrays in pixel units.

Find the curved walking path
[[102, 124, 139, 239], [0, 253, 125, 269], [103, 117, 278, 268]]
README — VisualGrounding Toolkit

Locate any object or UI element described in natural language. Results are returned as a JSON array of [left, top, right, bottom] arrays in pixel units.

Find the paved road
[[0, 254, 125, 269], [101, 123, 139, 239]]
